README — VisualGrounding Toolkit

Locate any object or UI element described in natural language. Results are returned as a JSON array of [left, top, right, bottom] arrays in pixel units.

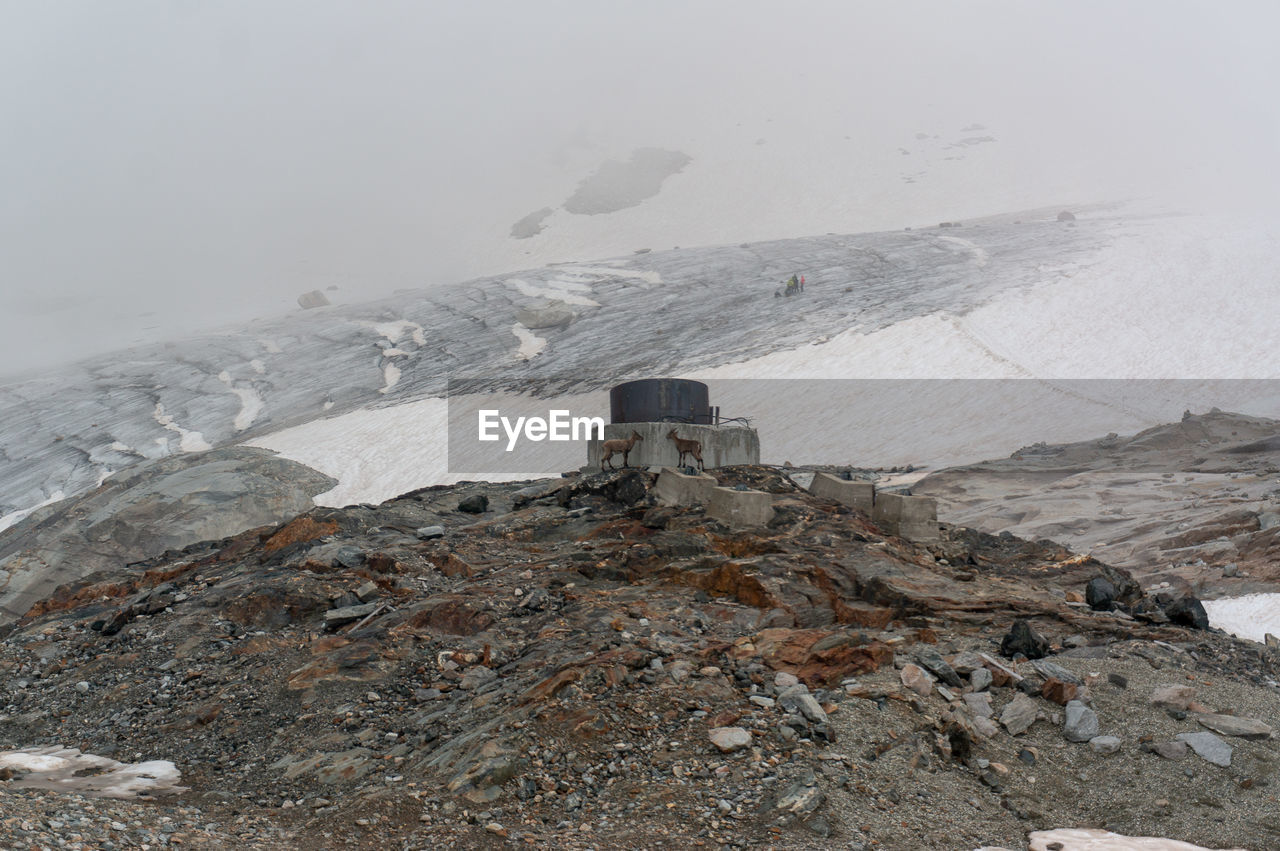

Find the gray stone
[[333, 547, 365, 569], [1195, 713, 1273, 740], [796, 694, 829, 725], [1000, 693, 1040, 735], [774, 672, 800, 688], [971, 716, 1000, 739], [1150, 684, 1196, 711], [1150, 740, 1188, 760], [708, 727, 752, 753], [774, 772, 824, 815], [1064, 700, 1099, 743], [297, 290, 330, 309], [1177, 731, 1232, 767], [914, 647, 963, 687], [950, 651, 985, 676], [969, 667, 993, 692], [1031, 659, 1082, 685], [323, 603, 378, 627], [415, 525, 445, 540], [354, 581, 380, 603], [963, 692, 994, 719], [1088, 735, 1121, 754]]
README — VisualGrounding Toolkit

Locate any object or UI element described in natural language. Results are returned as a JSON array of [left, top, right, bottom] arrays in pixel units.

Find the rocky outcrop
[[0, 447, 334, 625]]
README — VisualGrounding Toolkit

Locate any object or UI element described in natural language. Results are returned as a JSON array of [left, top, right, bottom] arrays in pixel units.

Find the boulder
[[1196, 713, 1273, 740], [1085, 577, 1116, 610], [1161, 594, 1210, 630], [708, 727, 752, 753], [1150, 684, 1196, 711], [515, 300, 575, 330], [1000, 619, 1049, 660], [1088, 736, 1121, 755], [900, 664, 934, 698], [1176, 731, 1232, 767], [1063, 700, 1099, 742], [458, 494, 489, 514], [1000, 693, 1040, 735], [297, 290, 330, 309]]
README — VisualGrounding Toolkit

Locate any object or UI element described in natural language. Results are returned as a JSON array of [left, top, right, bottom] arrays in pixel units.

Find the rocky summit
[[2, 465, 1279, 849]]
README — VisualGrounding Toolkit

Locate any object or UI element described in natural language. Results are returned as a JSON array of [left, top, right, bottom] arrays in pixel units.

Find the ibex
[[666, 429, 704, 471], [600, 430, 644, 471]]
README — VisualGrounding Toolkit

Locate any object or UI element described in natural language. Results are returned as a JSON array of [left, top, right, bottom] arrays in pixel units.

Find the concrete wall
[[653, 467, 719, 506], [808, 473, 874, 512], [872, 492, 940, 542], [587, 423, 760, 471], [705, 487, 775, 528]]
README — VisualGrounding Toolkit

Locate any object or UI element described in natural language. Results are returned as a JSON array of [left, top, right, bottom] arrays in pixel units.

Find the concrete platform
[[653, 467, 719, 506], [706, 487, 775, 528], [808, 472, 875, 512], [872, 492, 940, 542], [587, 422, 760, 471]]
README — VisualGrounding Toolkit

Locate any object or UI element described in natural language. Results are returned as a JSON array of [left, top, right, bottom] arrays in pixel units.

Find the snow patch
[[379, 364, 402, 394], [511, 323, 547, 361], [246, 398, 527, 507], [1202, 593, 1280, 644], [369, 319, 427, 347], [506, 277, 600, 307], [937, 235, 989, 267], [0, 490, 65, 534], [564, 264, 663, 286], [217, 371, 265, 431], [259, 338, 283, 354], [1025, 827, 1245, 850], [152, 403, 212, 452], [0, 747, 186, 799]]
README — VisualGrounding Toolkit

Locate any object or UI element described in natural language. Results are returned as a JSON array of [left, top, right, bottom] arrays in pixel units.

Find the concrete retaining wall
[[653, 467, 719, 506], [587, 423, 760, 471], [872, 492, 940, 542], [706, 487, 775, 528], [808, 473, 875, 512]]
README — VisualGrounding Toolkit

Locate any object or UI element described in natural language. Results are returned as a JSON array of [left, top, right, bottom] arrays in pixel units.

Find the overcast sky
[[2, 1, 1278, 374]]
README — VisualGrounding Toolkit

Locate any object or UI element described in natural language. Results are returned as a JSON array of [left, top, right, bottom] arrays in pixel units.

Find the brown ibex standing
[[600, 430, 644, 471], [666, 429, 704, 471]]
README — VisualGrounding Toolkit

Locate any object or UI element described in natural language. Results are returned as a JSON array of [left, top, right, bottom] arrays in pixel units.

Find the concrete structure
[[653, 467, 719, 506], [587, 422, 759, 471], [807, 473, 875, 512], [706, 487, 775, 528], [872, 492, 940, 542]]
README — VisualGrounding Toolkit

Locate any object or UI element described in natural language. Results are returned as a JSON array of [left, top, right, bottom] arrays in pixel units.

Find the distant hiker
[[799, 275, 805, 293]]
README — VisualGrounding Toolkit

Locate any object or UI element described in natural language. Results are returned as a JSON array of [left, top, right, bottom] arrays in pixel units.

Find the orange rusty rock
[[1041, 677, 1078, 705], [520, 667, 583, 704], [263, 517, 340, 553], [753, 627, 894, 686], [403, 597, 494, 636], [707, 709, 743, 727], [428, 553, 474, 578]]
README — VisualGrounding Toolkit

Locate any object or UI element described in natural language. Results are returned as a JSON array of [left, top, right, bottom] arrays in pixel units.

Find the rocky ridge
[[3, 465, 1279, 849]]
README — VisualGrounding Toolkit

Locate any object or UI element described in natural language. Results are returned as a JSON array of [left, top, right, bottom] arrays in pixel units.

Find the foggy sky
[[2, 1, 1278, 375]]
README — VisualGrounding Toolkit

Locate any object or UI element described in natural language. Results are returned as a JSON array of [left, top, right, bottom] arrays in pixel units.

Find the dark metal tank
[[609, 379, 711, 424]]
